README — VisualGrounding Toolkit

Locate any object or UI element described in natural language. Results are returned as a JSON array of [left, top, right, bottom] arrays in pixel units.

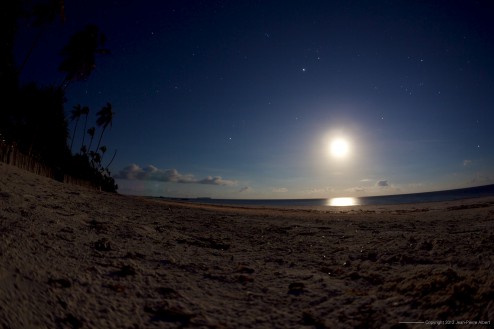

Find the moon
[[330, 138, 350, 158]]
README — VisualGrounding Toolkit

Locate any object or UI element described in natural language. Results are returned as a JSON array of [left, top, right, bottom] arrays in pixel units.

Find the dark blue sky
[[16, 0, 494, 198]]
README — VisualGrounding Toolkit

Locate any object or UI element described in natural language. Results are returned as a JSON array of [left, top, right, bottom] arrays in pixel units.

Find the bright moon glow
[[330, 138, 350, 158], [328, 197, 358, 206]]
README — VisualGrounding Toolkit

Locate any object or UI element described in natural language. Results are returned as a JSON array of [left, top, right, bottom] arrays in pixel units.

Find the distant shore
[[1, 162, 493, 328]]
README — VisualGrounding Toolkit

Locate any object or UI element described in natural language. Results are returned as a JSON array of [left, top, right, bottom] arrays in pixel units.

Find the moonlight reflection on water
[[327, 197, 358, 206]]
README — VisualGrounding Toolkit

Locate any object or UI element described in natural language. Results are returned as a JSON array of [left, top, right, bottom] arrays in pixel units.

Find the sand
[[1, 162, 493, 329]]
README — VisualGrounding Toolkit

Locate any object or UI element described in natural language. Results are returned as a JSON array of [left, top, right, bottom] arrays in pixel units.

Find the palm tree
[[89, 150, 101, 168], [58, 24, 109, 90], [86, 127, 95, 153], [99, 145, 107, 164], [79, 106, 89, 153], [18, 0, 66, 76], [105, 149, 117, 171], [95, 103, 114, 151], [69, 104, 83, 152]]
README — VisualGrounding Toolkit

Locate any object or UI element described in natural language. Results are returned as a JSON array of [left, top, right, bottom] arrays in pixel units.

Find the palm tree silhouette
[[58, 24, 109, 90], [18, 0, 66, 76], [99, 145, 107, 169], [69, 104, 83, 152], [105, 149, 117, 171], [79, 106, 89, 154], [95, 103, 114, 152], [86, 127, 96, 153]]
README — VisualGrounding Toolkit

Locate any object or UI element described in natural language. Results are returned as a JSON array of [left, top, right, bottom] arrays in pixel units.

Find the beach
[[1, 162, 493, 329]]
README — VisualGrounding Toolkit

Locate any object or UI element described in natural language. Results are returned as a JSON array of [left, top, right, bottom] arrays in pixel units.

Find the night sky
[[16, 0, 494, 199]]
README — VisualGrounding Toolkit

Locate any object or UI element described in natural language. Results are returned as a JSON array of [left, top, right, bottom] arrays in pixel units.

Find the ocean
[[176, 184, 494, 207]]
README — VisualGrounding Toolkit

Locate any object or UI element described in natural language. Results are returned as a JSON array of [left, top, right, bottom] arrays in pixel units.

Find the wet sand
[[1, 162, 493, 328]]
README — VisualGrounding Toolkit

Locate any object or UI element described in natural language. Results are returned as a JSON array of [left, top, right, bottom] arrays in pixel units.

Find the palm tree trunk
[[70, 117, 79, 153], [87, 132, 94, 153], [80, 113, 88, 153], [105, 149, 117, 170], [59, 76, 71, 90], [18, 28, 45, 77], [95, 126, 106, 152]]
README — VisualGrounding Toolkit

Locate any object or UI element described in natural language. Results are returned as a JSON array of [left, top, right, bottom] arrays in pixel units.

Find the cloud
[[304, 187, 332, 194], [463, 160, 472, 166], [198, 176, 237, 186], [376, 180, 389, 187], [343, 186, 366, 193], [239, 186, 252, 193], [272, 187, 288, 193], [116, 164, 236, 186]]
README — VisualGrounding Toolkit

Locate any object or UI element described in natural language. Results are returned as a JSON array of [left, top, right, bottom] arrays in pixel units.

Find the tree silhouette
[[99, 145, 107, 164], [16, 84, 70, 167], [0, 1, 21, 140], [58, 24, 109, 90], [79, 105, 89, 153], [95, 102, 114, 151], [1, 2, 118, 192], [18, 0, 66, 76], [105, 149, 117, 171], [69, 104, 83, 152], [86, 126, 96, 153]]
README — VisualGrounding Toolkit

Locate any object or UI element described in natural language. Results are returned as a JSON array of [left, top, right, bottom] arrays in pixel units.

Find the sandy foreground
[[1, 163, 493, 329]]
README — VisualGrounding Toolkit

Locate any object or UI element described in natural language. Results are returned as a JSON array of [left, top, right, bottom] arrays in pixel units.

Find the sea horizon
[[158, 183, 494, 207]]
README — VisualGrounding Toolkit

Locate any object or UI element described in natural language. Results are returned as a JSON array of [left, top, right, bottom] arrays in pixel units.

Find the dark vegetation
[[0, 0, 117, 192]]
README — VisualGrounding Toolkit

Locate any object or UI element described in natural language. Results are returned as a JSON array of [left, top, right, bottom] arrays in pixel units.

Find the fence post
[[0, 143, 97, 190]]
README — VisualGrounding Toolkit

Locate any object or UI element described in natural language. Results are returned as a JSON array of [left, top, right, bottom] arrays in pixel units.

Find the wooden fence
[[0, 142, 99, 190]]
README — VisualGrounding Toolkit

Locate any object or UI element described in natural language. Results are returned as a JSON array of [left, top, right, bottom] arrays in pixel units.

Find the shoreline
[[146, 195, 494, 216], [147, 182, 494, 209], [1, 162, 493, 328]]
